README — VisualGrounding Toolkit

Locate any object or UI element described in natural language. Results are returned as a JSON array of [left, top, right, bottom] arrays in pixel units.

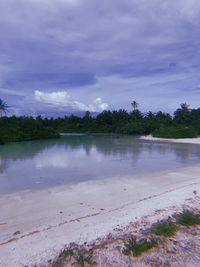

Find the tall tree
[[0, 99, 9, 117], [174, 103, 191, 124], [131, 100, 138, 111]]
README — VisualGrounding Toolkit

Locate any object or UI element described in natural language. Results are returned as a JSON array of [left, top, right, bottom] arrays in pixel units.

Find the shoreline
[[140, 135, 200, 144], [1, 162, 200, 266]]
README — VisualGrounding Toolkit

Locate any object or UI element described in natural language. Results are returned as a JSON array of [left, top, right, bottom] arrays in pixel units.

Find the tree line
[[0, 100, 200, 144], [54, 103, 200, 138]]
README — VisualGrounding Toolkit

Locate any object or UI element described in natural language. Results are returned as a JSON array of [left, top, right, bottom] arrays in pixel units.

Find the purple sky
[[1, 0, 200, 117]]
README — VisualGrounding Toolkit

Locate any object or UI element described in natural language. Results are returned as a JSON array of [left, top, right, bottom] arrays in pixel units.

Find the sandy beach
[[140, 135, 200, 144], [0, 137, 200, 266]]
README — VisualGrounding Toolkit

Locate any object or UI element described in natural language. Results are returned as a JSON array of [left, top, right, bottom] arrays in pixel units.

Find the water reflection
[[0, 135, 200, 195]]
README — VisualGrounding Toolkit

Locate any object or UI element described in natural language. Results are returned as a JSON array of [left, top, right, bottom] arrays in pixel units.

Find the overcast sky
[[1, 0, 200, 117]]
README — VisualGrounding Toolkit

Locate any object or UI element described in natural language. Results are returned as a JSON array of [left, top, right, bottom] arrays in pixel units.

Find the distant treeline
[[48, 103, 200, 138], [0, 116, 59, 144], [0, 103, 200, 144]]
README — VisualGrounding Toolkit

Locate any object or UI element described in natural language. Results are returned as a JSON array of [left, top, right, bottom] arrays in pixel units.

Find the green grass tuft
[[75, 251, 96, 266], [58, 248, 74, 258], [151, 220, 178, 237], [122, 236, 157, 257], [176, 209, 200, 226]]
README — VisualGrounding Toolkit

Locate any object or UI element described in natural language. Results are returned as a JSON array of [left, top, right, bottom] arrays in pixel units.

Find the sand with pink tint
[[140, 135, 200, 144]]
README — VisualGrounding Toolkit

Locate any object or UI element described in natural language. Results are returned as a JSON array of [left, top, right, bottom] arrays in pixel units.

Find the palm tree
[[0, 99, 9, 117], [131, 100, 138, 111]]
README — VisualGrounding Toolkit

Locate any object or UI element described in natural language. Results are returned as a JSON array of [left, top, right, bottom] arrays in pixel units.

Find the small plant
[[122, 235, 157, 257], [75, 253, 85, 266], [59, 248, 74, 258], [75, 251, 96, 266], [52, 248, 74, 266], [151, 220, 178, 237], [176, 209, 200, 226]]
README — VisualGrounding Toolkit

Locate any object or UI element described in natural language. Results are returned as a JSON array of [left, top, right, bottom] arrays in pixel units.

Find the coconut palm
[[0, 99, 9, 117], [131, 100, 138, 111]]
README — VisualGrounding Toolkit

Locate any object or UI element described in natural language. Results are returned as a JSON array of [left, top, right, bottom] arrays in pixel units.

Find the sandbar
[[140, 135, 200, 144]]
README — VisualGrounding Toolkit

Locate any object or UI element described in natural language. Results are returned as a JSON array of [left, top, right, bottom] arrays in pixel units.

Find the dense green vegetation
[[0, 116, 59, 143], [54, 103, 200, 138], [0, 102, 199, 143], [152, 125, 198, 139]]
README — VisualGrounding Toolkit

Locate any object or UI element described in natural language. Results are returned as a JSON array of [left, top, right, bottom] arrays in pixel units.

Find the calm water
[[0, 135, 200, 195]]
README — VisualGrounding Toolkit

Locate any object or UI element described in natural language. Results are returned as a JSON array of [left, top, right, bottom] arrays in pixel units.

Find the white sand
[[140, 135, 200, 144], [1, 161, 200, 266]]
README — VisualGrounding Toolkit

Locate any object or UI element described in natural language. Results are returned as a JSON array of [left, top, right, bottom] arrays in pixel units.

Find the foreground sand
[[0, 137, 200, 266], [48, 196, 200, 266], [1, 164, 200, 266]]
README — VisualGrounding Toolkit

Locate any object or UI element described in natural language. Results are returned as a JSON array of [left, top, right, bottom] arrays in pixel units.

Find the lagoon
[[1, 135, 200, 266], [0, 134, 200, 195]]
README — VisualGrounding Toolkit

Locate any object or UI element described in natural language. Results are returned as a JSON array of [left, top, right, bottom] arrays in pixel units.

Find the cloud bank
[[34, 90, 108, 112], [1, 0, 200, 115]]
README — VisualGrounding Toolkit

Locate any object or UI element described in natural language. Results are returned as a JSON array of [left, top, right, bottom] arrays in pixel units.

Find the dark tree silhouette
[[131, 101, 138, 111], [174, 103, 191, 124], [0, 99, 9, 117]]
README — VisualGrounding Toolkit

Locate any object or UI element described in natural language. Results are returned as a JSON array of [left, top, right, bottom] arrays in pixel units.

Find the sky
[[0, 0, 200, 117]]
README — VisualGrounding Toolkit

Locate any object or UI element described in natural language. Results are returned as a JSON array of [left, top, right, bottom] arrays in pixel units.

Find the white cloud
[[75, 97, 109, 112], [34, 90, 70, 105], [34, 90, 108, 112], [88, 97, 109, 112]]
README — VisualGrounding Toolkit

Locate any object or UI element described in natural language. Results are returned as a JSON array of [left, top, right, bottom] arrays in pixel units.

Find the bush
[[122, 236, 157, 257], [176, 209, 200, 226], [75, 252, 96, 266], [152, 125, 198, 139], [58, 248, 74, 258], [151, 220, 178, 237]]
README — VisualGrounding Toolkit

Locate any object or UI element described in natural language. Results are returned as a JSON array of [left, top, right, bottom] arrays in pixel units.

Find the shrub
[[176, 209, 200, 226], [152, 125, 198, 139], [75, 252, 96, 266], [151, 220, 178, 237], [122, 236, 157, 257], [58, 248, 74, 258]]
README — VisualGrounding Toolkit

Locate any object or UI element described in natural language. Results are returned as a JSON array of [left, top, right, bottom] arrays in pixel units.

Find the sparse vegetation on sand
[[75, 252, 96, 266], [122, 236, 158, 257], [151, 219, 178, 237], [48, 207, 200, 266], [52, 248, 96, 267]]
